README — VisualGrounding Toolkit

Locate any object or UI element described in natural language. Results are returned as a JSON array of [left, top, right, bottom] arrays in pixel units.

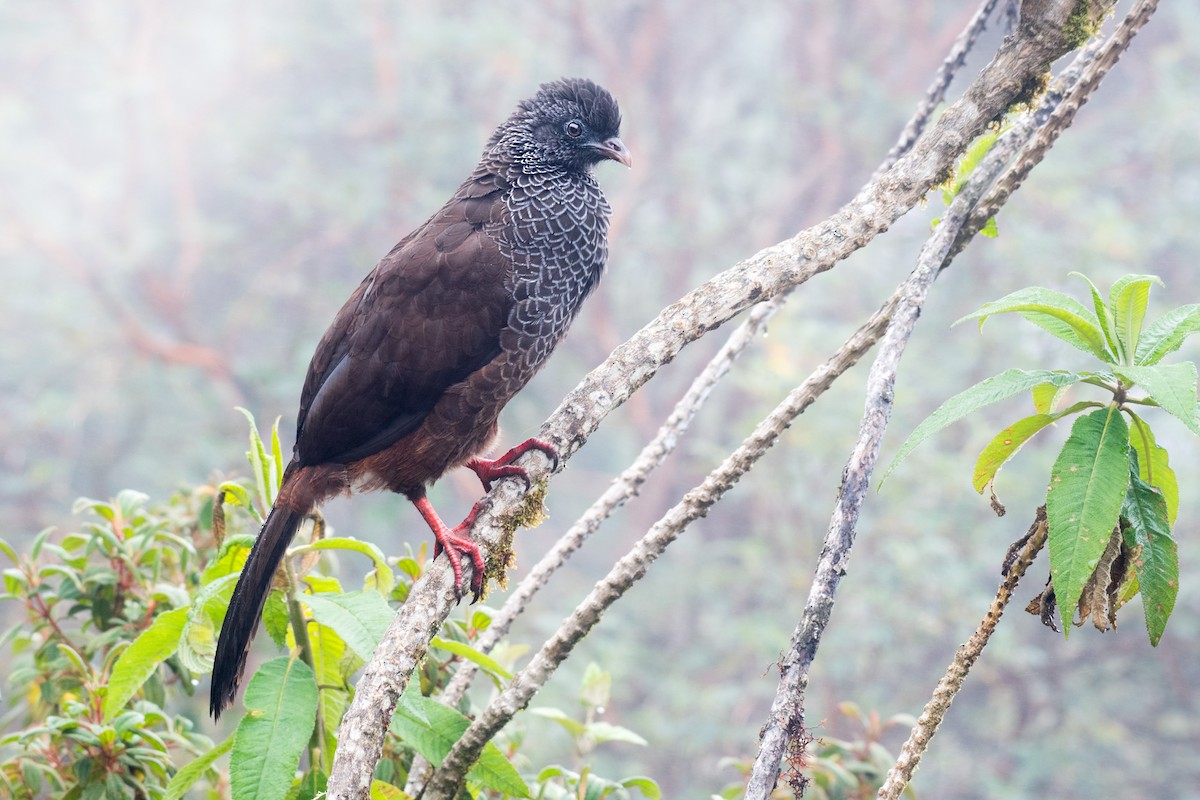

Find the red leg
[[466, 438, 558, 492], [411, 495, 485, 601]]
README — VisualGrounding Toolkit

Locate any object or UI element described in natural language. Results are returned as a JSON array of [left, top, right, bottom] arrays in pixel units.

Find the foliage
[[932, 127, 1001, 237], [0, 490, 216, 799], [526, 663, 660, 799], [1, 414, 658, 798], [886, 274, 1196, 644]]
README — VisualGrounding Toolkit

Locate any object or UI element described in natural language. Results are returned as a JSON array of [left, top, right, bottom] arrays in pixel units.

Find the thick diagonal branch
[[422, 294, 898, 800], [402, 297, 785, 795]]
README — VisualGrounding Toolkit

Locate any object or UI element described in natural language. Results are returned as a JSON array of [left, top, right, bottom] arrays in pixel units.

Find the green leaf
[[881, 369, 1084, 484], [950, 130, 999, 197], [262, 591, 290, 649], [1121, 469, 1177, 646], [236, 408, 273, 513], [429, 636, 513, 681], [621, 777, 663, 799], [230, 657, 318, 800], [0, 538, 19, 564], [1109, 274, 1161, 363], [56, 643, 91, 678], [392, 690, 531, 798], [1072, 272, 1119, 360], [290, 537, 395, 596], [580, 662, 611, 710], [308, 623, 350, 771], [1135, 303, 1200, 365], [1126, 411, 1179, 524], [300, 591, 393, 662], [103, 607, 188, 722], [179, 573, 240, 673], [1032, 380, 1072, 413], [972, 403, 1095, 493], [1046, 408, 1131, 627], [1114, 362, 1200, 436], [270, 417, 285, 494], [162, 736, 235, 800], [586, 721, 649, 747], [530, 707, 588, 738], [978, 216, 999, 238], [370, 780, 413, 800], [955, 287, 1112, 360]]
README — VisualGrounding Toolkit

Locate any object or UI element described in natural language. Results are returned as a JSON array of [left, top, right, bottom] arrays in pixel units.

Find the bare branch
[[876, 510, 1048, 799], [873, 0, 1003, 178]]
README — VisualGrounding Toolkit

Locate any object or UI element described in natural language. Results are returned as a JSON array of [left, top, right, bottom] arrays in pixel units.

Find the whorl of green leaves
[[884, 274, 1194, 645]]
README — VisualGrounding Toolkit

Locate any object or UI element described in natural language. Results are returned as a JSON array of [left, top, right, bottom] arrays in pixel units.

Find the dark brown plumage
[[209, 78, 629, 718]]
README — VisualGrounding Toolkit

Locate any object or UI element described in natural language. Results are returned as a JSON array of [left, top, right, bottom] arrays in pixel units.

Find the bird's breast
[[484, 173, 611, 376]]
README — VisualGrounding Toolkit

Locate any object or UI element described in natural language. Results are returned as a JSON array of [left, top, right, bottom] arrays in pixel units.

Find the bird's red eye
[[565, 120, 583, 137]]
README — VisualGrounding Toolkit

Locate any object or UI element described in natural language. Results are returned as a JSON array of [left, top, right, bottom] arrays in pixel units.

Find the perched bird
[[210, 78, 629, 718]]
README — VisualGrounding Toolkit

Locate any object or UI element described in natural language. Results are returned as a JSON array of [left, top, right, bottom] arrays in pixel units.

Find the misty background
[[2, 1, 1198, 796]]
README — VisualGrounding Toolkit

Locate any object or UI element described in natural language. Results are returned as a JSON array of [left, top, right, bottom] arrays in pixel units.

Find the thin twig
[[876, 509, 1048, 799]]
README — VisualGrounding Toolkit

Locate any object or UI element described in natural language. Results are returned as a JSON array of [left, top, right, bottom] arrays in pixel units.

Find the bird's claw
[[466, 438, 559, 492], [434, 523, 485, 603]]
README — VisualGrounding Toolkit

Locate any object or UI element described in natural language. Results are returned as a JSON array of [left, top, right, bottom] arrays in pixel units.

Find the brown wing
[[293, 172, 511, 467]]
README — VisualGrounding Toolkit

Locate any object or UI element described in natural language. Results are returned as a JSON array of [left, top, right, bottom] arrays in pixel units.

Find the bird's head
[[492, 78, 631, 175]]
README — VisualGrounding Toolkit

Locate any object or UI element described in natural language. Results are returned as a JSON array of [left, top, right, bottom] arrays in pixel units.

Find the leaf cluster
[[886, 274, 1197, 644], [0, 490, 216, 799], [526, 663, 660, 800]]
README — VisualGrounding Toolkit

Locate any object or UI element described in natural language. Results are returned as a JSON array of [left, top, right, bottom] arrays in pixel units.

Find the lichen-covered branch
[[421, 294, 898, 800], [403, 296, 785, 796]]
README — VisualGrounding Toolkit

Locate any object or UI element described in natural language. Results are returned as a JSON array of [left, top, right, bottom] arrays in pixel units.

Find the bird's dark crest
[[488, 78, 623, 173], [527, 77, 622, 138]]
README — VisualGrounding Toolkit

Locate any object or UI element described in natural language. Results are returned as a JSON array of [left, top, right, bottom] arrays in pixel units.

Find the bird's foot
[[466, 438, 558, 492], [413, 497, 485, 602]]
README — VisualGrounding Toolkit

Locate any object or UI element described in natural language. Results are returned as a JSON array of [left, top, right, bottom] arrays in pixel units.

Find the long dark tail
[[209, 500, 306, 718]]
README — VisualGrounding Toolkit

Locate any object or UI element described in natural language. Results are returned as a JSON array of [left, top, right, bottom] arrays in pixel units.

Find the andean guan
[[209, 78, 629, 718]]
